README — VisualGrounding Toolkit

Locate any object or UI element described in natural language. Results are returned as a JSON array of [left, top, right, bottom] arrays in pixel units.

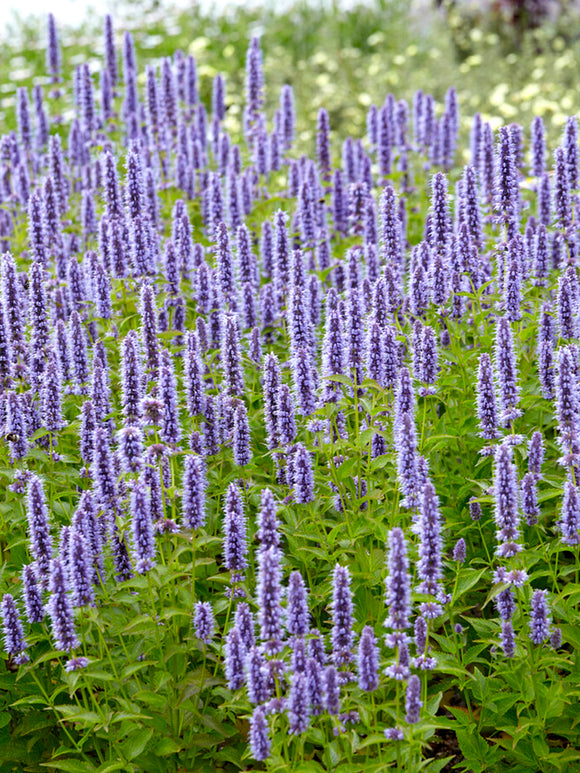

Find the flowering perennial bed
[[0, 11, 578, 773]]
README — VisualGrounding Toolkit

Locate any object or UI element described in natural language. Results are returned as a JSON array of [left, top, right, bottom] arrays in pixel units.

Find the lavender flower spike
[[131, 476, 156, 573], [69, 530, 95, 607], [494, 315, 521, 426], [293, 443, 315, 504], [233, 402, 252, 466], [287, 570, 310, 637], [557, 480, 580, 546], [416, 480, 443, 596], [249, 706, 270, 761], [288, 671, 310, 734], [405, 674, 422, 724], [193, 601, 215, 644], [529, 589, 550, 645], [223, 482, 248, 585], [357, 626, 379, 691], [159, 349, 181, 445], [331, 564, 354, 666], [22, 564, 45, 623], [182, 454, 207, 530], [396, 411, 419, 508], [26, 476, 53, 587], [225, 626, 246, 690], [256, 545, 283, 654], [385, 527, 411, 631], [493, 445, 521, 557], [476, 353, 500, 439], [1, 595, 28, 663], [47, 558, 79, 652]]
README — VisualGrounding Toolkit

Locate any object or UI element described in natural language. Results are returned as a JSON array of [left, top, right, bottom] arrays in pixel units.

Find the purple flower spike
[[494, 316, 521, 427], [521, 472, 540, 526], [46, 13, 61, 84], [159, 349, 181, 445], [121, 331, 143, 424], [453, 537, 466, 563], [223, 482, 248, 583], [292, 443, 315, 504], [193, 601, 215, 644], [225, 626, 246, 690], [6, 392, 28, 462], [554, 146, 572, 233], [530, 116, 545, 177], [477, 353, 500, 439], [256, 488, 280, 552], [495, 126, 519, 228], [249, 706, 270, 761], [556, 345, 580, 458], [257, 546, 284, 655], [469, 499, 482, 521], [280, 84, 295, 152], [431, 172, 449, 256], [69, 530, 95, 608], [557, 271, 576, 340], [357, 626, 379, 691], [501, 620, 516, 658], [131, 476, 155, 574], [103, 15, 117, 88], [493, 445, 521, 557], [320, 303, 346, 405], [184, 332, 205, 416], [417, 480, 443, 597], [405, 674, 422, 724], [47, 558, 79, 653], [182, 454, 207, 530], [276, 384, 297, 446], [41, 351, 66, 434], [1, 594, 27, 662], [557, 480, 580, 546], [396, 412, 419, 508], [323, 665, 341, 715], [234, 602, 256, 651], [331, 564, 354, 666], [317, 108, 331, 182], [245, 37, 264, 135], [288, 671, 310, 734], [246, 646, 269, 704], [233, 402, 252, 466], [26, 476, 52, 588], [22, 564, 44, 623], [529, 589, 550, 645], [528, 431, 544, 478], [287, 571, 310, 637], [306, 657, 324, 715], [221, 313, 244, 396], [140, 283, 160, 377], [385, 527, 411, 631]]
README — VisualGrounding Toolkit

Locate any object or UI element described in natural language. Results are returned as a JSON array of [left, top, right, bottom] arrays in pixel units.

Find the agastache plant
[[0, 14, 579, 770]]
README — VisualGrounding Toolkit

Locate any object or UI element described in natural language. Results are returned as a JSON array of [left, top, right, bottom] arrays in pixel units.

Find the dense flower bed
[[0, 11, 578, 773]]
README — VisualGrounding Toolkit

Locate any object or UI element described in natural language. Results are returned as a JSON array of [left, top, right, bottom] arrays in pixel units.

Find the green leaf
[[561, 623, 580, 650], [96, 764, 129, 773], [41, 760, 97, 772], [154, 737, 182, 755], [122, 727, 154, 760], [455, 728, 489, 773], [53, 706, 101, 727], [454, 568, 488, 601]]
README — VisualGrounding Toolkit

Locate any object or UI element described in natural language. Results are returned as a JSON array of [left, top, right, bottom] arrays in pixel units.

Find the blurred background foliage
[[1, 0, 580, 159]]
